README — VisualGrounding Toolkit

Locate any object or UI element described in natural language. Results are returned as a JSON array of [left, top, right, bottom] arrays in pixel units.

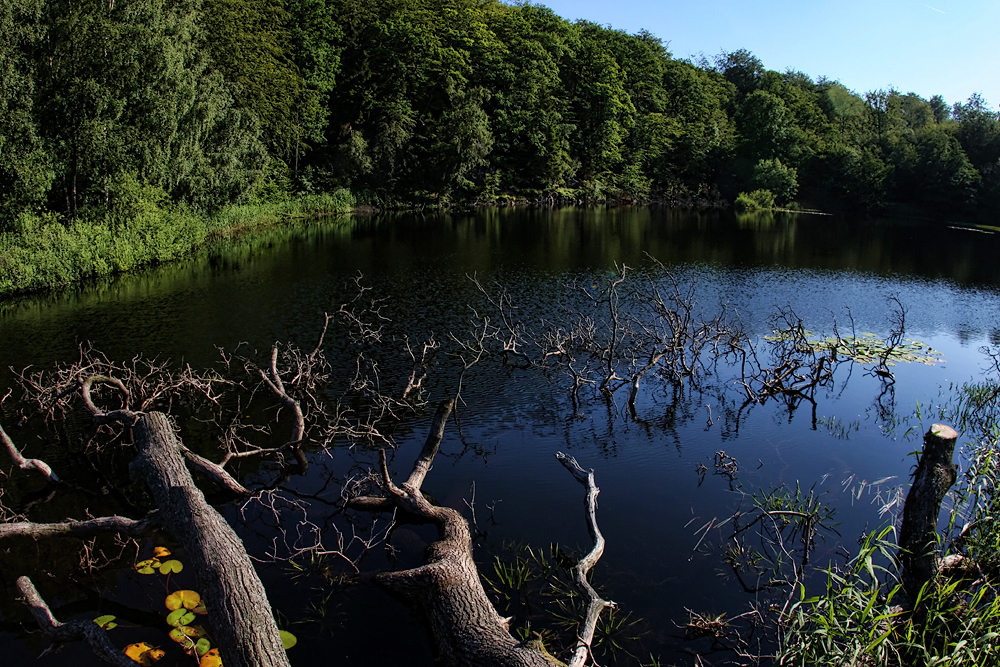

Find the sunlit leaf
[[94, 615, 117, 630], [199, 647, 222, 667], [195, 638, 212, 656], [135, 558, 160, 575], [124, 642, 166, 665], [152, 546, 172, 558], [279, 629, 297, 650], [158, 559, 184, 575], [165, 589, 201, 611], [166, 608, 196, 627]]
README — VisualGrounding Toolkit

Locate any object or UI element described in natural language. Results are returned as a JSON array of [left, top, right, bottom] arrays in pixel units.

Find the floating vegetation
[[764, 329, 945, 366]]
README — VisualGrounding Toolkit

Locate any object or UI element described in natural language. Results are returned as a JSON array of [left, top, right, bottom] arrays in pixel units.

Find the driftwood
[[349, 400, 613, 667], [899, 423, 959, 600]]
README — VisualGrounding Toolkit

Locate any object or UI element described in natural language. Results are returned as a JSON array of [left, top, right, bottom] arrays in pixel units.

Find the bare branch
[[556, 452, 615, 667], [0, 513, 158, 540], [1, 422, 60, 483], [16, 576, 136, 667]]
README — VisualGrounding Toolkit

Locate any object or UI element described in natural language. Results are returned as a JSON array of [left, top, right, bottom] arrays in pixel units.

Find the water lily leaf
[[158, 559, 183, 575], [166, 608, 196, 628], [124, 642, 165, 665], [279, 630, 297, 650], [199, 647, 222, 667], [152, 546, 172, 558], [168, 627, 196, 648], [135, 558, 160, 575], [94, 615, 117, 630], [165, 589, 201, 611], [195, 638, 212, 656]]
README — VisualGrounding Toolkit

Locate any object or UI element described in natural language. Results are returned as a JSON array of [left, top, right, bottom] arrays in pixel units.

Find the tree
[[714, 48, 764, 98], [0, 0, 50, 222], [738, 90, 792, 161], [751, 157, 798, 204]]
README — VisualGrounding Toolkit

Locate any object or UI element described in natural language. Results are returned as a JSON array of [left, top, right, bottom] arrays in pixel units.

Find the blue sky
[[531, 0, 1000, 110]]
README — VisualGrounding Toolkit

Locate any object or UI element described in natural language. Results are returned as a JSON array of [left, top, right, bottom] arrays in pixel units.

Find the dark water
[[2, 206, 1000, 665]]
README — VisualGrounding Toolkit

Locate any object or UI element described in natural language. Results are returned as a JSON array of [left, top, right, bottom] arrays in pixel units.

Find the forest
[[2, 0, 1000, 227]]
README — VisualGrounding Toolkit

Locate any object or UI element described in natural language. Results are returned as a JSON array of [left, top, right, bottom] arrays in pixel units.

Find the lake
[[2, 206, 999, 666]]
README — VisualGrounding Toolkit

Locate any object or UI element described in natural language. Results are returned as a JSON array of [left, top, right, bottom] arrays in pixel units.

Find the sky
[[530, 0, 1000, 110]]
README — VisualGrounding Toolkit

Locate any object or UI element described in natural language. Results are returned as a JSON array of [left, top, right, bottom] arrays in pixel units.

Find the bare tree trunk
[[129, 412, 290, 667], [899, 424, 959, 600]]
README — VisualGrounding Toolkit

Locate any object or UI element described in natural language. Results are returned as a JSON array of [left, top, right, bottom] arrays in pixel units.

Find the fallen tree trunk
[[349, 400, 612, 667], [129, 411, 291, 667]]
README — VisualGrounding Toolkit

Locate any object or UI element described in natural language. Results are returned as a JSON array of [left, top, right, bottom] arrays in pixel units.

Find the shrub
[[734, 189, 776, 212]]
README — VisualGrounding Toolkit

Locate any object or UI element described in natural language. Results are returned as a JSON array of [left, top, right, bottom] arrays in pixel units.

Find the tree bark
[[348, 400, 606, 667], [128, 411, 290, 667], [899, 423, 959, 600]]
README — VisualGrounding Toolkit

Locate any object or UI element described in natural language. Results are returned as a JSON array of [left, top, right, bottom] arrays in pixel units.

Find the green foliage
[[734, 189, 776, 212], [751, 158, 798, 204]]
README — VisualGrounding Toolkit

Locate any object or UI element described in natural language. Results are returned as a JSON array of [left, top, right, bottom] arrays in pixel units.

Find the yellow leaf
[[199, 647, 223, 667], [135, 558, 160, 575], [165, 590, 201, 611], [124, 642, 165, 665], [152, 546, 172, 558]]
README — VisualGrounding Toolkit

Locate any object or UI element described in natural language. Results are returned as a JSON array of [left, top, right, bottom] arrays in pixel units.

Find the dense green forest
[[2, 0, 1000, 291]]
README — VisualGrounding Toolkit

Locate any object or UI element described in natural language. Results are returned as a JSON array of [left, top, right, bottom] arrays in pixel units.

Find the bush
[[734, 189, 776, 212]]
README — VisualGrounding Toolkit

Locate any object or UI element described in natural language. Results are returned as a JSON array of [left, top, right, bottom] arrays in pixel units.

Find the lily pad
[[134, 558, 160, 575], [166, 608, 196, 628], [279, 629, 297, 650], [124, 642, 165, 665], [93, 615, 117, 630], [199, 647, 222, 667], [165, 589, 201, 611], [152, 546, 172, 558], [158, 559, 183, 575]]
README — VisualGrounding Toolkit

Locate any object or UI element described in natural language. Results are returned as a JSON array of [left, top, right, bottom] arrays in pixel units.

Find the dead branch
[[0, 513, 158, 540], [16, 575, 135, 667], [555, 452, 615, 667], [1, 422, 60, 483]]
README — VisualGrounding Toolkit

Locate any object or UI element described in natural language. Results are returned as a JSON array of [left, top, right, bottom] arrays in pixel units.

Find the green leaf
[[195, 638, 212, 657], [94, 615, 118, 630], [158, 559, 183, 575], [166, 608, 196, 628], [279, 629, 297, 650]]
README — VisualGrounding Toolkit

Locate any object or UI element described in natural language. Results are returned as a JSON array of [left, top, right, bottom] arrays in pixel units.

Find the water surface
[[2, 207, 999, 665]]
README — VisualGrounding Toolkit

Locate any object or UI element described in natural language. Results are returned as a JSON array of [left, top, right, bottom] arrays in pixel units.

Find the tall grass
[[0, 189, 354, 296], [777, 399, 1000, 665]]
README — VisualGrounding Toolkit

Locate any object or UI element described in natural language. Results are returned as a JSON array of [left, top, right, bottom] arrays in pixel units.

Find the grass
[[776, 376, 1000, 666], [0, 189, 354, 297]]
